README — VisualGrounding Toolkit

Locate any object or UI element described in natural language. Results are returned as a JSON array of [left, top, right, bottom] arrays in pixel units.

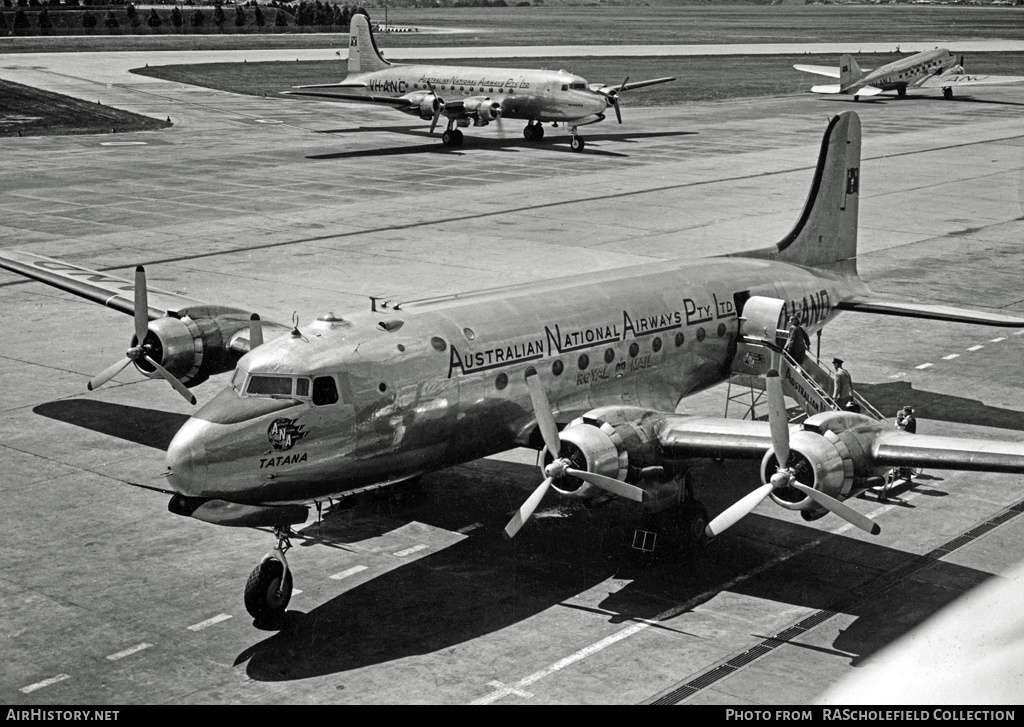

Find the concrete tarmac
[[1, 51, 1023, 705]]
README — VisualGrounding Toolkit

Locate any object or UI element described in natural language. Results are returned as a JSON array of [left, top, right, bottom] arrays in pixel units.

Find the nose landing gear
[[244, 526, 294, 625]]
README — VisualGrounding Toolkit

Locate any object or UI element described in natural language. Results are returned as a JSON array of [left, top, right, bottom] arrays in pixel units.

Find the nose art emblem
[[268, 418, 308, 451]]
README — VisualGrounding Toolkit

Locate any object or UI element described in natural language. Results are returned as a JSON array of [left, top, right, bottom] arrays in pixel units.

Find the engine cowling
[[132, 306, 255, 388], [462, 96, 502, 124], [545, 406, 663, 499], [407, 90, 441, 120]]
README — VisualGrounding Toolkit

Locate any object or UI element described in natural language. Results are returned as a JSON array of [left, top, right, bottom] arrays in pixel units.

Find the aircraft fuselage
[[848, 48, 959, 94], [166, 256, 846, 506]]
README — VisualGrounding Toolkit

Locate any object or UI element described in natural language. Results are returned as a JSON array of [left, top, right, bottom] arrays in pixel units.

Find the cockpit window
[[313, 376, 339, 406], [296, 378, 310, 397], [230, 368, 247, 392], [561, 84, 569, 91], [570, 82, 586, 90], [247, 375, 294, 397]]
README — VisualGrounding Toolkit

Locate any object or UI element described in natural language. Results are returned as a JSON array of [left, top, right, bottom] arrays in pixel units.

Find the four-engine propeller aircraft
[[794, 48, 1024, 101], [6, 112, 1024, 626], [283, 14, 675, 152]]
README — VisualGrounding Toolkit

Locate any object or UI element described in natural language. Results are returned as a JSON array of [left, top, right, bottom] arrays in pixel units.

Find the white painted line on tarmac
[[187, 613, 232, 631], [942, 354, 960, 360], [458, 522, 484, 534], [915, 363, 933, 369], [888, 372, 906, 379], [1014, 331, 1024, 336], [990, 337, 1007, 343], [99, 141, 148, 146], [967, 345, 984, 351], [330, 565, 368, 580], [106, 643, 152, 661], [471, 496, 902, 705], [394, 544, 428, 557], [20, 674, 70, 693]]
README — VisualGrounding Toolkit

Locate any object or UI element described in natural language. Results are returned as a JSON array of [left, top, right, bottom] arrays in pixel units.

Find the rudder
[[348, 14, 390, 73], [839, 54, 864, 89]]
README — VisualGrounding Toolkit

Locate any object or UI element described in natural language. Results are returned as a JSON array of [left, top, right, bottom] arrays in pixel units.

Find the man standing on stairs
[[832, 357, 855, 410]]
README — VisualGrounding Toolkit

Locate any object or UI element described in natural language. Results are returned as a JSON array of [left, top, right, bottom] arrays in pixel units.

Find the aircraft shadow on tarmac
[[33, 399, 189, 451], [235, 456, 994, 683], [829, 94, 1024, 108], [306, 129, 698, 160], [857, 380, 1024, 432]]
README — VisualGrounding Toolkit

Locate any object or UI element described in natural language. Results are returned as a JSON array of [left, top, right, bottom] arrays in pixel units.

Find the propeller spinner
[[703, 370, 879, 539], [503, 372, 645, 539], [87, 266, 196, 405]]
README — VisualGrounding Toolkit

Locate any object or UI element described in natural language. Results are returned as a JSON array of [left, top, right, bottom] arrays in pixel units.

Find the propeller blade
[[133, 266, 149, 345], [504, 476, 553, 539], [526, 371, 561, 459], [429, 103, 443, 134], [564, 468, 644, 502], [613, 99, 622, 124], [249, 313, 264, 350], [142, 355, 197, 405], [790, 482, 881, 536], [87, 357, 132, 391], [766, 369, 790, 467], [704, 482, 775, 538]]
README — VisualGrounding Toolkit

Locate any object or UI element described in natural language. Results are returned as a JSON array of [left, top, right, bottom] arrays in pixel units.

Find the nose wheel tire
[[570, 135, 586, 152], [244, 558, 293, 624]]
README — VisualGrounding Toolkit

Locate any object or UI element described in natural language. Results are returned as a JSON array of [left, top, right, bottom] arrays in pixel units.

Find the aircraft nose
[[166, 418, 208, 496]]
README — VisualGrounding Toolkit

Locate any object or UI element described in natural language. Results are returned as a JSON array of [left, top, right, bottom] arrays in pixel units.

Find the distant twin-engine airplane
[[284, 14, 675, 152], [795, 47, 1024, 101], [6, 113, 1024, 626]]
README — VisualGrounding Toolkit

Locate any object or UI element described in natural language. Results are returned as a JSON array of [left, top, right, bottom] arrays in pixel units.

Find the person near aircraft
[[784, 320, 810, 364], [832, 357, 854, 408]]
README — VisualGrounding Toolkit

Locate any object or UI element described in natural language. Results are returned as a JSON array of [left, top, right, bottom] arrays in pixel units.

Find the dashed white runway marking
[[457, 522, 483, 534], [106, 643, 152, 661], [915, 363, 933, 369], [394, 544, 428, 557], [187, 613, 232, 631], [967, 345, 984, 351], [942, 354, 960, 360], [330, 565, 368, 580], [990, 337, 1007, 343], [20, 674, 70, 693]]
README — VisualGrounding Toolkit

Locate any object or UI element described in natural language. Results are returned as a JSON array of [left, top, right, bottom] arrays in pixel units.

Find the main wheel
[[452, 129, 464, 146], [943, 87, 953, 100], [678, 500, 709, 551], [442, 129, 454, 146], [244, 558, 293, 623], [570, 135, 585, 152]]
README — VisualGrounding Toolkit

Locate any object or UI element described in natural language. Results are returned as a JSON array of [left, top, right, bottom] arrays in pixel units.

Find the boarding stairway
[[727, 296, 885, 423]]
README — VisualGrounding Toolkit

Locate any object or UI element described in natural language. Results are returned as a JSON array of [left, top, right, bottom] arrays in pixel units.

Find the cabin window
[[696, 328, 706, 343], [495, 373, 508, 390], [552, 360, 564, 376], [463, 327, 476, 340], [652, 337, 662, 353], [604, 348, 615, 364], [247, 375, 293, 397], [578, 354, 589, 370], [313, 376, 339, 406], [717, 323, 727, 337], [431, 336, 447, 352], [629, 342, 639, 358], [675, 332, 685, 347]]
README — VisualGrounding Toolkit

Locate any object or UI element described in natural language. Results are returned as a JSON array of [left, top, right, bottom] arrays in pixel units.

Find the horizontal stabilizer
[[795, 64, 841, 78], [293, 82, 367, 90], [919, 73, 1024, 89], [849, 85, 884, 97], [810, 84, 842, 94], [837, 296, 1024, 328]]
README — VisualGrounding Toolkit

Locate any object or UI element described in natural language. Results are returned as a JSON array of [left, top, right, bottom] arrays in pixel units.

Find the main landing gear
[[244, 525, 294, 624], [441, 126, 464, 147], [942, 87, 954, 100], [632, 476, 708, 556], [570, 129, 586, 153], [523, 121, 545, 142]]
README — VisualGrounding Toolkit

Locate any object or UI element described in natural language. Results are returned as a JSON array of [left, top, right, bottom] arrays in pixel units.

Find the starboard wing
[[836, 296, 1024, 328], [919, 72, 1024, 89]]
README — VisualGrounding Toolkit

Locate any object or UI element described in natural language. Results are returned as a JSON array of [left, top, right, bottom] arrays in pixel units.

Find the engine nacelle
[[546, 406, 663, 499], [133, 306, 254, 388], [761, 429, 851, 511], [461, 96, 502, 125], [405, 90, 441, 120]]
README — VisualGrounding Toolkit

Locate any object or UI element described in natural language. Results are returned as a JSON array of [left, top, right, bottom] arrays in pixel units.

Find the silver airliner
[[284, 14, 675, 152], [795, 47, 1024, 101], [5, 112, 1024, 626]]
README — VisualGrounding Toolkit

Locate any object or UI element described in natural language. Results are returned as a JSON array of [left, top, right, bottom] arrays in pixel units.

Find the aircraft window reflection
[[313, 376, 339, 406], [247, 375, 294, 397]]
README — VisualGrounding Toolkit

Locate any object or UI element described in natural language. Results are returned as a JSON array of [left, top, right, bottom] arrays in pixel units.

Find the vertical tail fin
[[348, 14, 390, 74], [840, 54, 864, 89], [732, 112, 861, 273]]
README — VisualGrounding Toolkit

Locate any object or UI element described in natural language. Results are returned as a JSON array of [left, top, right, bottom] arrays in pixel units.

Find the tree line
[[0, 1, 371, 34]]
